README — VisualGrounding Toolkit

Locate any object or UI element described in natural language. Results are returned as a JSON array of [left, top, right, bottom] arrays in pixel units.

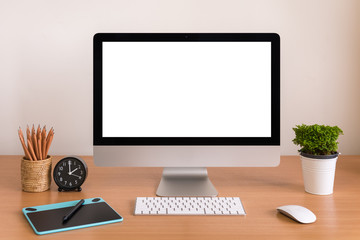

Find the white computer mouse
[[277, 205, 316, 224]]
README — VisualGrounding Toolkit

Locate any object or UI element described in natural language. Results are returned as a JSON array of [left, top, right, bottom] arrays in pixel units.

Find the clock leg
[[58, 187, 62, 192], [78, 187, 82, 192]]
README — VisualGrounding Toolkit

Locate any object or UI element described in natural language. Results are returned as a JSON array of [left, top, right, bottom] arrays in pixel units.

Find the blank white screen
[[102, 42, 271, 137]]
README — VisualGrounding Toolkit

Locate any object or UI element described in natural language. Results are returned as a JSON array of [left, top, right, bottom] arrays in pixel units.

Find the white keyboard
[[134, 197, 246, 215]]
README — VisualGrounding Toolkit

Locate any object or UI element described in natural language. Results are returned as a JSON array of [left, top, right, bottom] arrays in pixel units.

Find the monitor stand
[[156, 167, 218, 197]]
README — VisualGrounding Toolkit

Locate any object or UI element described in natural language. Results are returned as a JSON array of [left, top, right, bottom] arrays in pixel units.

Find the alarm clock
[[53, 156, 88, 192]]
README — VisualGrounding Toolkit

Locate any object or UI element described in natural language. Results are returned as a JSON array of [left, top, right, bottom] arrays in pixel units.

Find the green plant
[[292, 124, 343, 155]]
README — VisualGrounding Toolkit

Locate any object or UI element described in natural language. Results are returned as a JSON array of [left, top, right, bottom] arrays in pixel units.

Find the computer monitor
[[93, 33, 280, 197]]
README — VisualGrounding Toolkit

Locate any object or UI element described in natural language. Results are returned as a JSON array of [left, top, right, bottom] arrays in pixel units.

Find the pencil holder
[[21, 156, 52, 192]]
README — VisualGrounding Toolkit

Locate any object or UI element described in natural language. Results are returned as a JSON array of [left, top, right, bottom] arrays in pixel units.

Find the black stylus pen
[[63, 199, 85, 222]]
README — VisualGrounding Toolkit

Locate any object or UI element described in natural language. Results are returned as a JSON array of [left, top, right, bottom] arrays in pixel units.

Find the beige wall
[[1, 0, 359, 155]]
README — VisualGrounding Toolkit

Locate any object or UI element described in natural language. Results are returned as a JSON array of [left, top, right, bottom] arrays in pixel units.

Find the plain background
[[1, 0, 359, 155]]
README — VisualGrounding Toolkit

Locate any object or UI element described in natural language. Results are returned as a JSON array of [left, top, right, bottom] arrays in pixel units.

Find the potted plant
[[292, 124, 343, 195]]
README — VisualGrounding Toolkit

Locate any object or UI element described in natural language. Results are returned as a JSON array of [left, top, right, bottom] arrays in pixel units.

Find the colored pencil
[[37, 125, 41, 159], [38, 138, 42, 161], [46, 127, 53, 143], [18, 128, 33, 161], [27, 139, 37, 161], [45, 133, 53, 158], [31, 125, 39, 159], [42, 127, 47, 159], [26, 126, 31, 144]]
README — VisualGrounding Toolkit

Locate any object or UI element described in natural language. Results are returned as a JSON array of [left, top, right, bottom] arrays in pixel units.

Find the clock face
[[53, 157, 87, 190]]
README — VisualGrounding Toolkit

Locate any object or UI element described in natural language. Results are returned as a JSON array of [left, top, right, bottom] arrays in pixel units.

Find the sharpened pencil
[[37, 125, 42, 159], [18, 128, 33, 161], [30, 125, 39, 159], [26, 125, 31, 143], [46, 127, 53, 143], [27, 139, 37, 161], [32, 129, 39, 160], [45, 132, 54, 157], [42, 127, 47, 159], [38, 138, 42, 160]]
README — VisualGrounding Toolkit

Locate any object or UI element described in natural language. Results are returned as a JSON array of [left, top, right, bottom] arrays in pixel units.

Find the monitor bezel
[[94, 33, 280, 146]]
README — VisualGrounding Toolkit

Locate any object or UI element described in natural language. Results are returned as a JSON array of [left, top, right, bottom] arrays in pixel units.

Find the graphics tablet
[[23, 197, 123, 235]]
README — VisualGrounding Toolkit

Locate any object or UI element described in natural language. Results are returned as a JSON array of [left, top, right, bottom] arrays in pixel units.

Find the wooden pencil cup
[[21, 156, 52, 192]]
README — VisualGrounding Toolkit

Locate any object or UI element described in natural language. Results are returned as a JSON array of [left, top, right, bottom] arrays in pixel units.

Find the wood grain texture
[[1, 155, 359, 240]]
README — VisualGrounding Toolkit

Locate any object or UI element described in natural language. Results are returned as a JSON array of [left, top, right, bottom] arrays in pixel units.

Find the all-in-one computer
[[93, 33, 280, 197]]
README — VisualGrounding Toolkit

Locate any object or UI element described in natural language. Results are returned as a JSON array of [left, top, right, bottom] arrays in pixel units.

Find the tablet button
[[25, 208, 37, 211], [92, 198, 101, 202]]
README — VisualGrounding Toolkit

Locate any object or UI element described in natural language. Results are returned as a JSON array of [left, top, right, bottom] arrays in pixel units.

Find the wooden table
[[1, 155, 359, 239]]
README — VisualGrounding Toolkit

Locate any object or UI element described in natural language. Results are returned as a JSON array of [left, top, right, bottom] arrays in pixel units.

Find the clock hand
[[69, 168, 78, 175], [68, 160, 71, 174], [72, 173, 81, 178]]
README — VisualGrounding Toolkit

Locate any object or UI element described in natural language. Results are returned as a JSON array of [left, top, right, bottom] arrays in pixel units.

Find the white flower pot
[[300, 153, 338, 195]]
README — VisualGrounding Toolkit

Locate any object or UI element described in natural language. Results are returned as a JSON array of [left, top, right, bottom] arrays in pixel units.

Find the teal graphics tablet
[[23, 197, 123, 235]]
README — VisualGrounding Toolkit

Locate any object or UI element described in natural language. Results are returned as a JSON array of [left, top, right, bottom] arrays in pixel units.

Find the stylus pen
[[63, 199, 85, 222]]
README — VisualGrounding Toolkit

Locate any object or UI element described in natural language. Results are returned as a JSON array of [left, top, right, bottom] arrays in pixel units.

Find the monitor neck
[[156, 167, 218, 197]]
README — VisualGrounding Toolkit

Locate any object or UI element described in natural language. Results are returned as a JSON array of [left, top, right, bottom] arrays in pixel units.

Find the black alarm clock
[[53, 156, 88, 192]]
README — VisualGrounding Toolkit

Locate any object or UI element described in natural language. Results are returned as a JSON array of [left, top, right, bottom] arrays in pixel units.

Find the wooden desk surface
[[1, 155, 359, 240]]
